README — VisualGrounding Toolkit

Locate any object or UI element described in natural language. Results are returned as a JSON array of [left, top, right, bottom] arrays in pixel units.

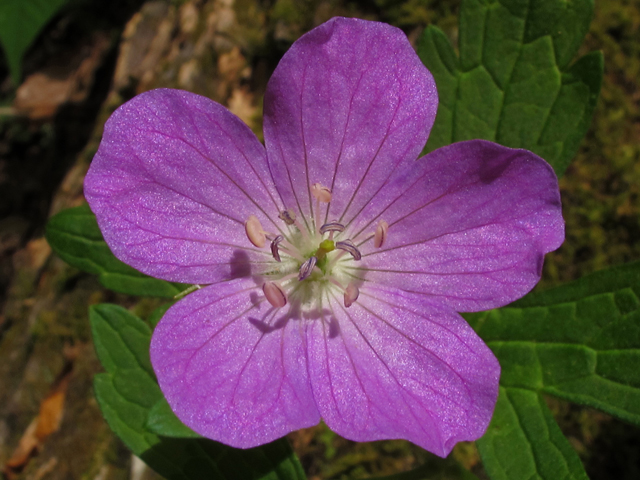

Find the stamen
[[311, 183, 331, 234], [298, 256, 318, 281], [374, 220, 389, 248], [335, 240, 362, 260], [311, 183, 332, 203], [277, 243, 306, 262], [263, 282, 287, 308], [344, 283, 359, 308], [270, 235, 284, 262], [245, 215, 266, 248], [320, 222, 345, 235], [279, 209, 296, 225]]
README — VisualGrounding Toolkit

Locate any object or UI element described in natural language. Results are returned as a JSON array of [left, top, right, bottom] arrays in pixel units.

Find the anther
[[263, 282, 287, 308], [311, 183, 332, 203], [245, 215, 266, 248], [344, 283, 359, 308], [374, 220, 389, 248], [320, 222, 345, 235], [279, 209, 296, 225], [298, 256, 318, 281], [335, 240, 362, 260], [270, 235, 284, 262]]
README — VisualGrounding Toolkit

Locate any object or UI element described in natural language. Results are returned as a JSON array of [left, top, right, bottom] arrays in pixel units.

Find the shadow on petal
[[327, 316, 340, 339], [248, 314, 289, 333], [302, 307, 331, 321], [229, 250, 252, 279], [478, 151, 517, 184]]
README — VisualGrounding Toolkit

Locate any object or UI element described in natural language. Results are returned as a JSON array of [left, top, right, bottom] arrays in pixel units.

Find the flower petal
[[150, 278, 320, 448], [84, 88, 282, 284], [264, 17, 437, 229], [306, 285, 499, 457], [348, 140, 564, 311]]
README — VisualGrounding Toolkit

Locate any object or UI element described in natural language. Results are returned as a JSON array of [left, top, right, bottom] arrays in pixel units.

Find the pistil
[[315, 239, 335, 261]]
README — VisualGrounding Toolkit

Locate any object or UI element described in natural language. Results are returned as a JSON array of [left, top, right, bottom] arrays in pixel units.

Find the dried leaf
[[3, 358, 72, 477], [13, 34, 111, 120]]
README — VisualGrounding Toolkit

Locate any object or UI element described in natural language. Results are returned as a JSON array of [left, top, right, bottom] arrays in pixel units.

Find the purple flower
[[84, 17, 563, 456]]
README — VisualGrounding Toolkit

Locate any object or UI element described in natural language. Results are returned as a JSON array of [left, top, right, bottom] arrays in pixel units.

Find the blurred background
[[0, 0, 638, 478]]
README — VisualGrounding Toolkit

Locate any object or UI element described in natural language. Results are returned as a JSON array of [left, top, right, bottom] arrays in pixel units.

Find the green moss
[[233, 0, 270, 53], [542, 0, 640, 287], [272, 0, 308, 25]]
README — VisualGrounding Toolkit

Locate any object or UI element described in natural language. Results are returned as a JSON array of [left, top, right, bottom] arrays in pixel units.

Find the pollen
[[344, 283, 359, 308], [311, 183, 332, 203], [263, 282, 287, 308], [374, 220, 388, 248], [245, 215, 266, 248], [279, 209, 297, 225]]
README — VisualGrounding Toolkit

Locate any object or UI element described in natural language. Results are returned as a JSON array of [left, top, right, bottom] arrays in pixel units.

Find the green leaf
[[418, 0, 603, 176], [466, 261, 640, 425], [476, 387, 588, 480], [46, 205, 185, 298], [146, 398, 201, 439], [90, 303, 306, 480], [0, 0, 69, 85], [91, 303, 156, 378], [148, 303, 173, 329]]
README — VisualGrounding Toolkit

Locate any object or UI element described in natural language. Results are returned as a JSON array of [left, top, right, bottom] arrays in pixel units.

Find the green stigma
[[319, 239, 335, 253], [314, 239, 335, 270]]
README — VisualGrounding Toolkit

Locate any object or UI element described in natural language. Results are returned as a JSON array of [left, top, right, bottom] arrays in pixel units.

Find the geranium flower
[[84, 17, 564, 456]]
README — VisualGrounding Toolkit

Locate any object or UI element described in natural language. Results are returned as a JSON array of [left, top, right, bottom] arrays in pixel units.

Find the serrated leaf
[[0, 0, 69, 84], [90, 304, 156, 377], [466, 261, 640, 425], [476, 387, 588, 480], [418, 0, 603, 176], [46, 205, 185, 298], [146, 398, 201, 439], [90, 303, 306, 480]]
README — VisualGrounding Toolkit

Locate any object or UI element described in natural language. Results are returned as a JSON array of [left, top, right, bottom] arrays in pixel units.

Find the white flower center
[[245, 183, 388, 311]]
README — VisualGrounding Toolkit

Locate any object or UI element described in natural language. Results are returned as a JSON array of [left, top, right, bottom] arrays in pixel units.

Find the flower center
[[245, 183, 388, 310]]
